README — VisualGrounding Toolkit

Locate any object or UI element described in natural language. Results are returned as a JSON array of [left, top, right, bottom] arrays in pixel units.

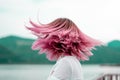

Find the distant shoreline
[[100, 64, 120, 66]]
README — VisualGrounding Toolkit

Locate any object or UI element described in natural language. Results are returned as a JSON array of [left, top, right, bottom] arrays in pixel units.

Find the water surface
[[0, 64, 120, 80]]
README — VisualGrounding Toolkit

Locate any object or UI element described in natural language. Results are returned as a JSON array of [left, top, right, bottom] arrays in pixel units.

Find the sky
[[0, 0, 120, 42]]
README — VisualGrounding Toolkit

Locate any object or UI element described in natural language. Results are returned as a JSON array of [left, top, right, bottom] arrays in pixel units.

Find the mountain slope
[[0, 35, 55, 64]]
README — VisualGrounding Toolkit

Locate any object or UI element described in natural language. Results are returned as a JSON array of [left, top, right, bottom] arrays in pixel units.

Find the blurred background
[[0, 0, 120, 80]]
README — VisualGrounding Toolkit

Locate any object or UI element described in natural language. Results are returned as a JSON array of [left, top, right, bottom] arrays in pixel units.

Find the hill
[[81, 40, 120, 64], [0, 35, 120, 64], [0, 35, 55, 64]]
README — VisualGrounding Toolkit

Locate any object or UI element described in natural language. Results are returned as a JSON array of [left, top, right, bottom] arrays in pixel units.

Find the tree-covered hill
[[0, 35, 54, 64], [0, 35, 120, 64]]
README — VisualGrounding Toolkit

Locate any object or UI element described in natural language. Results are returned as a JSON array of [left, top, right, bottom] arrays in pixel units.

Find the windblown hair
[[27, 18, 102, 61]]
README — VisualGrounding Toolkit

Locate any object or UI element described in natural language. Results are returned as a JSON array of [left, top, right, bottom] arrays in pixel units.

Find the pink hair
[[26, 18, 102, 61]]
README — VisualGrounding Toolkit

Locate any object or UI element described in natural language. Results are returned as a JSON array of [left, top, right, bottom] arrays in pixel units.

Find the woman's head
[[27, 18, 102, 61]]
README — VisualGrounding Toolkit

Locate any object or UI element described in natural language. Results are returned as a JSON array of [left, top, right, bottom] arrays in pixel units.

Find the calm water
[[0, 64, 120, 80]]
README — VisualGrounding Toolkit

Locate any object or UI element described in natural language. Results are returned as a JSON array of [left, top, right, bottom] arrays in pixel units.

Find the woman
[[27, 18, 102, 80]]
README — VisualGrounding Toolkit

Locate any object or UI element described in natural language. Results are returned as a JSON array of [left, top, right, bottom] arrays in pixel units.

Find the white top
[[47, 56, 83, 80]]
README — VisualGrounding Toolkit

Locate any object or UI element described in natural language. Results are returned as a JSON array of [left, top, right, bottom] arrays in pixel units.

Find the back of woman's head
[[27, 18, 102, 61]]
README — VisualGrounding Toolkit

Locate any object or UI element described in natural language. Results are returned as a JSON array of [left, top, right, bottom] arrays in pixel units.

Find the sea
[[0, 64, 120, 80]]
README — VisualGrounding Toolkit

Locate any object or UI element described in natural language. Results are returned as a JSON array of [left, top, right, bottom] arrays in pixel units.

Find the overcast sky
[[0, 0, 120, 42]]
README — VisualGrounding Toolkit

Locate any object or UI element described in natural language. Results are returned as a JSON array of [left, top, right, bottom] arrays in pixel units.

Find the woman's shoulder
[[58, 56, 78, 63], [63, 55, 77, 60]]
